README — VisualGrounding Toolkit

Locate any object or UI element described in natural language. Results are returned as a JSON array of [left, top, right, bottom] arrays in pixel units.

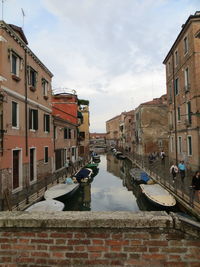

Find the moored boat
[[25, 199, 64, 212], [73, 168, 93, 183], [140, 184, 176, 208], [44, 180, 80, 201], [85, 162, 99, 170]]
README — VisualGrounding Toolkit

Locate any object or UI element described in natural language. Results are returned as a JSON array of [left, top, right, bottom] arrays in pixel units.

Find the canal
[[63, 153, 183, 213]]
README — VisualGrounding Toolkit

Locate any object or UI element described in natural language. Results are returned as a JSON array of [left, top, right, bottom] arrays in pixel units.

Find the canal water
[[63, 153, 181, 213]]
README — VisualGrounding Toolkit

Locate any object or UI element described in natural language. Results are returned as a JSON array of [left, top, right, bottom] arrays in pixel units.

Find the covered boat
[[140, 184, 176, 208], [25, 199, 64, 212], [44, 180, 80, 201], [73, 168, 93, 183]]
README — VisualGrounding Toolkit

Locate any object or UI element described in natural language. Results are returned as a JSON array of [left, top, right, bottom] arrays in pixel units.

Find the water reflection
[[63, 153, 180, 212]]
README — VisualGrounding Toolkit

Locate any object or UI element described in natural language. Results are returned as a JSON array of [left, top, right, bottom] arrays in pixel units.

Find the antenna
[[21, 8, 25, 29], [1, 0, 6, 20]]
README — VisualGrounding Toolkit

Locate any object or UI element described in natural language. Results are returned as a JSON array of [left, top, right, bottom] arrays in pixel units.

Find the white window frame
[[29, 147, 37, 184], [174, 77, 179, 95], [11, 52, 20, 77], [170, 136, 174, 152], [12, 101, 19, 129], [42, 78, 49, 97], [44, 146, 49, 163], [187, 135, 192, 156], [167, 61, 171, 76], [178, 136, 182, 154], [44, 114, 50, 133], [174, 50, 178, 67], [177, 106, 181, 122], [183, 36, 188, 55]]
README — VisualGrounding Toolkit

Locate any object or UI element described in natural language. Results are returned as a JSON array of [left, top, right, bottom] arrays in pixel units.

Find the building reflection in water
[[63, 153, 180, 212]]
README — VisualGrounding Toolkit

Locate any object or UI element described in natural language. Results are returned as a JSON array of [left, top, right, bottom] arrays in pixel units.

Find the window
[[186, 101, 192, 124], [11, 53, 20, 76], [44, 114, 50, 132], [42, 78, 49, 97], [168, 86, 172, 103], [184, 67, 189, 91], [54, 126, 57, 139], [177, 106, 181, 121], [12, 101, 18, 128], [64, 128, 71, 139], [178, 136, 182, 154], [167, 61, 171, 76], [29, 108, 38, 130], [184, 36, 188, 54], [28, 66, 37, 89], [170, 136, 174, 152], [187, 136, 192, 156], [44, 147, 48, 163], [174, 78, 179, 95], [30, 148, 36, 182], [174, 50, 178, 66], [79, 131, 85, 140]]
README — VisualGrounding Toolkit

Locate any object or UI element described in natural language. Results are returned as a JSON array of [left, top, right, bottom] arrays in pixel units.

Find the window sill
[[29, 86, 36, 92], [12, 74, 21, 82]]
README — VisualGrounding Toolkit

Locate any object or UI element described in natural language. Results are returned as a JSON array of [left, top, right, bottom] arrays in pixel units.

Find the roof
[[163, 12, 200, 64], [9, 24, 28, 44], [140, 94, 167, 106]]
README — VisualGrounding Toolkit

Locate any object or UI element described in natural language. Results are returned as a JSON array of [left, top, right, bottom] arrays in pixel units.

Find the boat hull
[[44, 183, 80, 201], [25, 199, 64, 212], [140, 184, 176, 208]]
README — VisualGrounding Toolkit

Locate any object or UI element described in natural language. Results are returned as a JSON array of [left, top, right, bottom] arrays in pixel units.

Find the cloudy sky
[[2, 0, 200, 132]]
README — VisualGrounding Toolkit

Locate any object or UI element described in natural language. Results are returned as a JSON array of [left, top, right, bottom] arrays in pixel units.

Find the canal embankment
[[124, 152, 200, 221]]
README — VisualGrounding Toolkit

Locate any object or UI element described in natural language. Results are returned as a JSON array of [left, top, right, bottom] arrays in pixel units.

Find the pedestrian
[[178, 161, 186, 182], [191, 171, 200, 202], [160, 150, 166, 161], [170, 163, 178, 183]]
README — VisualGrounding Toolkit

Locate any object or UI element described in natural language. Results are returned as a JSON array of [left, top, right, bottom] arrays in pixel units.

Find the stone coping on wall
[[0, 211, 174, 229]]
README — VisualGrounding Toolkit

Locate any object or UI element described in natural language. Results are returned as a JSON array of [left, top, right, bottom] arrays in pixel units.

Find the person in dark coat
[[191, 171, 200, 202]]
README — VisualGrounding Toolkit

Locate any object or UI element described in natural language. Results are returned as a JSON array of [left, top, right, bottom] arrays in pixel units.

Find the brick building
[[124, 110, 135, 153], [163, 11, 200, 169], [106, 115, 120, 147], [0, 22, 53, 208]]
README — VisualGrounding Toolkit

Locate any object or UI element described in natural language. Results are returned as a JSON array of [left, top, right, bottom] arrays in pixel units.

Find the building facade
[[106, 115, 120, 147], [134, 95, 168, 156], [0, 21, 53, 207], [52, 92, 78, 169], [124, 110, 135, 153], [163, 12, 200, 169], [78, 101, 90, 158]]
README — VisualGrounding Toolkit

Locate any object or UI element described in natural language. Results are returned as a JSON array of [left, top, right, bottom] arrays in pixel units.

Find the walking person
[[191, 171, 200, 202], [170, 163, 178, 183], [178, 161, 186, 182], [160, 150, 166, 164]]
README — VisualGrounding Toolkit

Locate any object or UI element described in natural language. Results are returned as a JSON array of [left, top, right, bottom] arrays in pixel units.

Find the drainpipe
[[24, 50, 28, 156], [172, 53, 178, 165]]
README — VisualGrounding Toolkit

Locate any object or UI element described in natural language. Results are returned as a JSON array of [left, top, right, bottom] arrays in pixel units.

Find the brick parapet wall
[[0, 211, 200, 266]]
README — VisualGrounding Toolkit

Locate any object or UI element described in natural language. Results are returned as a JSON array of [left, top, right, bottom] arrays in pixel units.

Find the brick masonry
[[0, 211, 200, 266]]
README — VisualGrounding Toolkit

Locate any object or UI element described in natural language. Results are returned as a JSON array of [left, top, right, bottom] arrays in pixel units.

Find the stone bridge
[[0, 211, 200, 266]]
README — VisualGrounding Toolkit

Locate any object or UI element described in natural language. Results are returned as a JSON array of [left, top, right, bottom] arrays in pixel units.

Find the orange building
[[0, 21, 53, 209], [52, 92, 78, 169]]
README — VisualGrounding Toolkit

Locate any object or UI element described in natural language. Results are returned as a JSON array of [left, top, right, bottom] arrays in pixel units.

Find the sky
[[1, 0, 200, 132]]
